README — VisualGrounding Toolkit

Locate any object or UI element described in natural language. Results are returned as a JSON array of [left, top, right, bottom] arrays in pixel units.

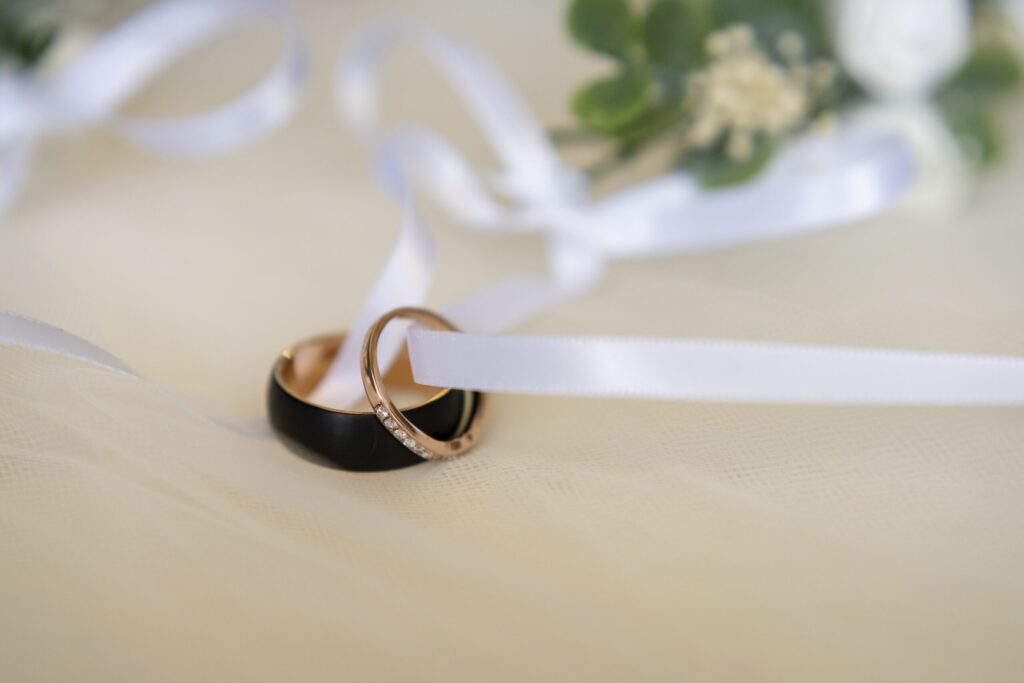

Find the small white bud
[[776, 31, 805, 61], [726, 131, 754, 161]]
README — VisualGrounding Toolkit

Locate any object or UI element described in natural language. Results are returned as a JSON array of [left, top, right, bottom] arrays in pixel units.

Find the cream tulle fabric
[[2, 2, 1023, 680]]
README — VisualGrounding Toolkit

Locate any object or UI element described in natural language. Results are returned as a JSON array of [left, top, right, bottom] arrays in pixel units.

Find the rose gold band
[[360, 307, 487, 460]]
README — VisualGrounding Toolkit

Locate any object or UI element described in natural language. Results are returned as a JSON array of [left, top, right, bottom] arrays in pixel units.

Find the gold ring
[[361, 307, 487, 460]]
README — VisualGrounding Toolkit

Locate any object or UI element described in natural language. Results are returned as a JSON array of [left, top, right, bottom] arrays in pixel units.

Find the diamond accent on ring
[[372, 406, 433, 459]]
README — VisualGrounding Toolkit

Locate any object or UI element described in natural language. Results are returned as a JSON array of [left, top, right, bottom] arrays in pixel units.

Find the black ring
[[266, 333, 470, 472]]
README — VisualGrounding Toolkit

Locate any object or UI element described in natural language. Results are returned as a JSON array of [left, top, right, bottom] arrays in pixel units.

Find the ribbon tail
[[408, 330, 1024, 406], [0, 310, 275, 439], [0, 310, 137, 377]]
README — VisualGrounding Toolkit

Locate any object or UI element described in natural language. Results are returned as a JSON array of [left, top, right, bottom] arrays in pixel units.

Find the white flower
[[833, 0, 971, 99]]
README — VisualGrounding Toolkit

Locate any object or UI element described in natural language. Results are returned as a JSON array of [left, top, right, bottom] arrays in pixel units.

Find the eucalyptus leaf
[[571, 69, 653, 134], [15, 25, 55, 65], [938, 42, 1020, 170], [643, 0, 712, 70], [0, 5, 56, 69], [945, 43, 1023, 99], [567, 0, 634, 59], [691, 137, 776, 188], [612, 103, 687, 145], [948, 106, 1004, 169], [713, 0, 829, 56]]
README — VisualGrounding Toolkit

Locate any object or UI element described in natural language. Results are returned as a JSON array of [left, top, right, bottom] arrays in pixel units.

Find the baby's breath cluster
[[566, 0, 842, 186], [686, 24, 836, 162]]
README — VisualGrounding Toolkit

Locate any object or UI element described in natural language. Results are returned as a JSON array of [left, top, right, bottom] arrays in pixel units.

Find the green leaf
[[690, 137, 776, 188], [643, 0, 713, 70], [948, 106, 1005, 170], [14, 25, 55, 66], [937, 42, 1021, 170], [571, 69, 653, 134], [713, 0, 829, 56], [567, 0, 634, 58], [944, 43, 1023, 99], [0, 4, 57, 69], [611, 102, 687, 145]]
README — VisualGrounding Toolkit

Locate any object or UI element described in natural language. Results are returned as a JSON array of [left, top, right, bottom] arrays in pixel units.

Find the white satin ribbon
[[0, 0, 305, 215], [306, 25, 1020, 410], [0, 310, 136, 378], [409, 330, 1024, 405], [0, 311, 277, 439], [1, 22, 1020, 421]]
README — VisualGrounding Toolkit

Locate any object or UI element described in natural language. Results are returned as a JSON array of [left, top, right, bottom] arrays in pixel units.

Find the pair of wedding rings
[[267, 308, 487, 471]]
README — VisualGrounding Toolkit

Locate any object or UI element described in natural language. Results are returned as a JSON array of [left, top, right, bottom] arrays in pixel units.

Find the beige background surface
[[1, 1, 1023, 681]]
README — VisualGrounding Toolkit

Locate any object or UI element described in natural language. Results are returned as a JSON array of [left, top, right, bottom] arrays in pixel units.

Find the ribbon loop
[[337, 23, 579, 232], [0, 0, 305, 216], [311, 24, 920, 408]]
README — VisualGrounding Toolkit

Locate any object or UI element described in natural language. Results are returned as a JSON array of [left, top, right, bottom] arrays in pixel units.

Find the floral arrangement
[[4, 0, 1022, 194], [561, 0, 1024, 186]]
